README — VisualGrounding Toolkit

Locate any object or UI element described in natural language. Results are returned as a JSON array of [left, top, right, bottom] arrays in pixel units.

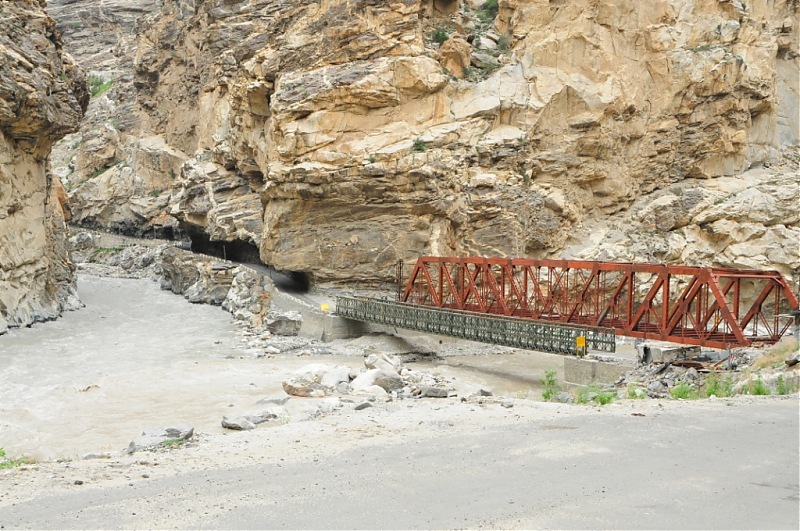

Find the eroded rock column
[[0, 0, 89, 332]]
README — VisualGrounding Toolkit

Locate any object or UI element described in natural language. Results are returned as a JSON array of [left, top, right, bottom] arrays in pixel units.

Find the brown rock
[[0, 0, 88, 330], [439, 36, 472, 78]]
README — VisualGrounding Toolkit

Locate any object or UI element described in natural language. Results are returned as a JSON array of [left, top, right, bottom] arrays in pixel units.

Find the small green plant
[[541, 369, 560, 401], [478, 0, 499, 22], [89, 76, 113, 97], [689, 43, 714, 53], [412, 138, 426, 153], [162, 438, 185, 448], [627, 385, 646, 399], [576, 384, 615, 405], [431, 27, 449, 45], [367, 154, 377, 163], [670, 382, 699, 400], [496, 34, 511, 52], [749, 377, 771, 396], [90, 164, 113, 179], [149, 189, 162, 198], [0, 448, 35, 469], [775, 374, 799, 395], [705, 374, 733, 398]]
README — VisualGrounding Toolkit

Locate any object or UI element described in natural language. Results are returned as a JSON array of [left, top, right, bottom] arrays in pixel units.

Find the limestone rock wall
[[0, 0, 89, 332], [54, 0, 799, 286]]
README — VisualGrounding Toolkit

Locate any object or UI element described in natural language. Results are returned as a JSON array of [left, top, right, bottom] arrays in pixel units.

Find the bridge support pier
[[322, 314, 372, 342], [563, 357, 633, 387]]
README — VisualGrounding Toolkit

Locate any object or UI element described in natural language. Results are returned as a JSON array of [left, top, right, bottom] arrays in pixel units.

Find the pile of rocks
[[281, 353, 455, 401], [70, 232, 167, 280], [618, 362, 704, 398], [616, 342, 799, 399]]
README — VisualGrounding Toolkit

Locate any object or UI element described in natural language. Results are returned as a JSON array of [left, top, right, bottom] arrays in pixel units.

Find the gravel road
[[1, 396, 797, 529]]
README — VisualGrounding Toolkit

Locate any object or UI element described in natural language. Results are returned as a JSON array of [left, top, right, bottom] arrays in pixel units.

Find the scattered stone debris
[[616, 338, 800, 399], [279, 355, 456, 402], [126, 423, 194, 454]]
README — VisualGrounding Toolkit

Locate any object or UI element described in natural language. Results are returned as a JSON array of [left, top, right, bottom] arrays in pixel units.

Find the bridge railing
[[336, 296, 615, 355]]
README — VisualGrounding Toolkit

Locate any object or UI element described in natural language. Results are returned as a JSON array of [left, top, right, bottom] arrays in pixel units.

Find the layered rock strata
[[0, 0, 89, 332], [54, 0, 800, 286]]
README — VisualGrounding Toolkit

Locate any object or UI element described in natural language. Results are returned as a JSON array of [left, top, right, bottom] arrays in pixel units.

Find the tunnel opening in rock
[[187, 228, 261, 263], [288, 271, 311, 292]]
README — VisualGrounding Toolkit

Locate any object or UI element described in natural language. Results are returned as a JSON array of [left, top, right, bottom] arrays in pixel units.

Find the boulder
[[282, 364, 351, 397], [126, 423, 194, 454], [417, 386, 451, 398], [221, 407, 287, 430], [221, 416, 256, 431], [364, 353, 403, 373], [554, 391, 575, 403], [372, 371, 404, 392], [438, 36, 472, 78], [264, 311, 303, 336]]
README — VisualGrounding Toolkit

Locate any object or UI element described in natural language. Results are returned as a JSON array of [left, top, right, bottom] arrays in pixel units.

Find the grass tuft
[[749, 377, 771, 396], [705, 374, 733, 398], [670, 382, 699, 400]]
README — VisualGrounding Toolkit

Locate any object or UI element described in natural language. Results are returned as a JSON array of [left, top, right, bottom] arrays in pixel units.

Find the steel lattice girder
[[399, 257, 800, 349], [335, 296, 616, 355]]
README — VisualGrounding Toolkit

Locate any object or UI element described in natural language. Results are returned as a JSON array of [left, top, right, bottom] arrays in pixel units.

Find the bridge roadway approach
[[335, 296, 616, 356]]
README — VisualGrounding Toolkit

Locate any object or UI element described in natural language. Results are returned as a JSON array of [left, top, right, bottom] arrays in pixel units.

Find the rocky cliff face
[[0, 0, 89, 332], [53, 0, 799, 286]]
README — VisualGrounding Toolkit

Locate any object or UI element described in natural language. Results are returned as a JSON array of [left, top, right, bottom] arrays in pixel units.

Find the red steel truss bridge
[[398, 257, 799, 350]]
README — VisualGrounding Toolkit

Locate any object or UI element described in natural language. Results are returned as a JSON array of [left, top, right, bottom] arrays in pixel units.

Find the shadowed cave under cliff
[[185, 227, 311, 293]]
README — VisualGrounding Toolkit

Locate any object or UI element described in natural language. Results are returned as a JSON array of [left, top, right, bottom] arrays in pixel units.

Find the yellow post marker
[[320, 303, 330, 314], [576, 335, 586, 357]]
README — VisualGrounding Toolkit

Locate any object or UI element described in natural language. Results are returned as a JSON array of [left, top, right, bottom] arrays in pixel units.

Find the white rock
[[364, 353, 402, 373]]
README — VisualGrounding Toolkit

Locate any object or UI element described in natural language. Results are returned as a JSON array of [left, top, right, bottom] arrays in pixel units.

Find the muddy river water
[[1, 275, 573, 461]]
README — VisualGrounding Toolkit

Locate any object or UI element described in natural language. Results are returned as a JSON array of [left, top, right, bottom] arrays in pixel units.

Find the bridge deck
[[335, 296, 615, 356]]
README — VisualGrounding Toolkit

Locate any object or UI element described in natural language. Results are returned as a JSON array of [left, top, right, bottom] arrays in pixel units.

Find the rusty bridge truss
[[399, 257, 799, 349]]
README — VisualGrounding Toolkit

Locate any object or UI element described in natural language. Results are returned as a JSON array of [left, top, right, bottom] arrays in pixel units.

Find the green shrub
[[431, 27, 449, 45], [541, 369, 559, 401], [670, 382, 699, 400], [775, 374, 799, 395], [89, 76, 113, 97], [705, 374, 733, 398], [496, 34, 510, 52], [627, 385, 646, 399], [412, 138, 426, 153], [595, 390, 615, 405], [749, 377, 771, 396], [479, 0, 499, 22], [577, 384, 615, 405]]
